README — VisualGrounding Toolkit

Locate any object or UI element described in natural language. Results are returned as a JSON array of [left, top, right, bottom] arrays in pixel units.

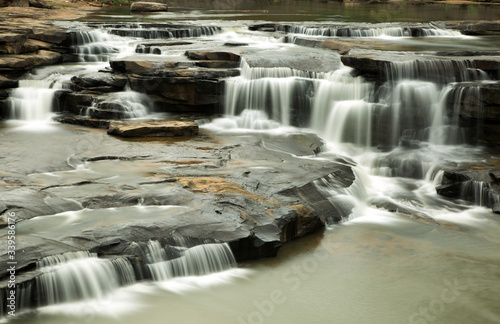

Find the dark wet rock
[[194, 60, 240, 69], [71, 72, 128, 91], [493, 202, 500, 214], [185, 51, 241, 62], [130, 1, 168, 12], [57, 91, 98, 115], [0, 76, 18, 90], [224, 42, 248, 47], [436, 169, 500, 208], [0, 129, 355, 287], [248, 23, 279, 32], [107, 120, 199, 137], [127, 74, 225, 113], [489, 170, 500, 182]]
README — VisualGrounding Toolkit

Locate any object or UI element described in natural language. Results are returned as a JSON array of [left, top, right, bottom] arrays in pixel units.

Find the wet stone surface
[[0, 124, 356, 283]]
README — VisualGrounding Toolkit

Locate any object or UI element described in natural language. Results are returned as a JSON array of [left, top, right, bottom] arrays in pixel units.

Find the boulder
[[130, 1, 168, 12], [30, 25, 67, 45], [28, 0, 53, 8], [107, 120, 199, 137]]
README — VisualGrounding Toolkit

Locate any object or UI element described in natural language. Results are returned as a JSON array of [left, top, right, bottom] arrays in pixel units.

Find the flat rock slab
[[107, 120, 199, 137]]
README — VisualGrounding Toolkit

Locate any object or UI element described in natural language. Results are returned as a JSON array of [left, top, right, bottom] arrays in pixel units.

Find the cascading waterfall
[[279, 24, 463, 38], [224, 59, 322, 126], [7, 79, 63, 121], [68, 30, 123, 62], [84, 86, 153, 119], [144, 240, 237, 281], [36, 251, 136, 306]]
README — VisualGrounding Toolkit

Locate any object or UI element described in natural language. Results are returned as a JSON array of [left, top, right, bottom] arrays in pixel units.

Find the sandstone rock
[[130, 1, 168, 12], [0, 50, 62, 71], [110, 59, 174, 75], [30, 25, 67, 44], [107, 120, 199, 137]]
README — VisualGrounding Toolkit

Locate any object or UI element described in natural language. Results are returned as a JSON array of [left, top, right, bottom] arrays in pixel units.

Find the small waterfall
[[460, 180, 500, 207], [322, 100, 373, 147], [224, 59, 319, 126], [311, 68, 373, 145], [7, 79, 62, 121], [84, 87, 153, 119], [385, 59, 478, 84], [36, 251, 136, 306], [108, 26, 221, 39], [68, 30, 122, 62], [144, 240, 237, 281]]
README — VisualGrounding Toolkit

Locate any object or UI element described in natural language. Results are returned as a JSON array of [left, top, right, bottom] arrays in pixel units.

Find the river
[[2, 2, 500, 324]]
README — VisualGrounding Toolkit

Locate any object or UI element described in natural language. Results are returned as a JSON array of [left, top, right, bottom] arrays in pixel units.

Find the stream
[[2, 2, 500, 324]]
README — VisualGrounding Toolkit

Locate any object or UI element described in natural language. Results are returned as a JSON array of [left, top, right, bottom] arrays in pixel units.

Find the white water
[[145, 240, 237, 281], [36, 251, 135, 306], [7, 79, 62, 122], [3, 16, 500, 324]]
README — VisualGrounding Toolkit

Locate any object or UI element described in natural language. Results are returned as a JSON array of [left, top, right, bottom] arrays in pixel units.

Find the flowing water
[[2, 3, 500, 324]]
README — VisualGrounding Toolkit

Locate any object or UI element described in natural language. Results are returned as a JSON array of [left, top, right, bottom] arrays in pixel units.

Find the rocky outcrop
[[130, 1, 168, 12], [107, 120, 199, 137], [0, 128, 356, 307], [70, 72, 128, 92], [0, 21, 68, 77], [107, 55, 240, 113]]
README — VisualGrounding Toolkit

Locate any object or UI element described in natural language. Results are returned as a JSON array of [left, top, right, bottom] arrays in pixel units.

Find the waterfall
[[36, 251, 136, 306], [279, 24, 462, 38], [68, 30, 123, 62], [224, 59, 321, 126], [144, 240, 237, 281], [84, 87, 153, 119], [7, 79, 62, 121]]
